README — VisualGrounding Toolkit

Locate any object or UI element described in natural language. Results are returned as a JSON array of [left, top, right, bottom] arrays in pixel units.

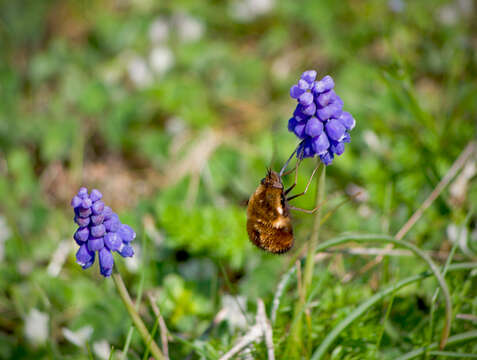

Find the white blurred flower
[[47, 240, 71, 277], [128, 56, 153, 88], [173, 13, 205, 42], [221, 295, 248, 331], [358, 204, 373, 218], [438, 0, 473, 25], [345, 183, 369, 203], [24, 309, 49, 345], [62, 326, 93, 347], [438, 4, 459, 25], [388, 0, 405, 13], [230, 0, 275, 22], [149, 46, 174, 75], [271, 55, 292, 80], [125, 243, 140, 273], [447, 223, 476, 258], [457, 0, 473, 14], [165, 116, 187, 135], [93, 340, 111, 360], [363, 130, 384, 153], [149, 17, 170, 44], [0, 215, 11, 262], [449, 160, 476, 204]]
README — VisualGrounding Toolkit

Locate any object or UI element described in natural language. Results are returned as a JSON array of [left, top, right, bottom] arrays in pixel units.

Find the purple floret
[[90, 189, 103, 202], [287, 71, 356, 165], [99, 248, 114, 277], [118, 224, 136, 243]]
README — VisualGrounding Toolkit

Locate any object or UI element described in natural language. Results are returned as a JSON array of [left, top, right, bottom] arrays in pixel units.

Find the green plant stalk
[[121, 270, 146, 359], [310, 261, 476, 360], [122, 225, 149, 359], [112, 268, 165, 360], [428, 351, 477, 359], [303, 163, 325, 292], [396, 331, 477, 360], [285, 162, 324, 356], [375, 293, 395, 354]]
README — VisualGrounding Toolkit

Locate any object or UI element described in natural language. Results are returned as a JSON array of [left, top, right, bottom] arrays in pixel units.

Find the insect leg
[[286, 164, 320, 201], [284, 159, 302, 195], [288, 205, 321, 214], [279, 140, 304, 177]]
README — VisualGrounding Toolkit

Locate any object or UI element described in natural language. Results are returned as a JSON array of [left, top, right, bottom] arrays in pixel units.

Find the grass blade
[[396, 331, 477, 360], [310, 262, 476, 360]]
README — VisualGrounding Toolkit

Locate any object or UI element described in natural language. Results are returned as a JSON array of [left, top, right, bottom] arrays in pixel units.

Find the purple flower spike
[[104, 232, 122, 251], [301, 70, 317, 84], [305, 117, 323, 137], [325, 119, 346, 141], [90, 189, 102, 202], [119, 245, 134, 258], [76, 244, 95, 269], [118, 224, 136, 243], [71, 188, 137, 277], [99, 248, 114, 277], [288, 71, 355, 165]]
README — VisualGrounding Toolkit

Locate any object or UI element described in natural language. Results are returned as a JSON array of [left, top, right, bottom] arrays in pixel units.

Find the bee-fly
[[246, 150, 320, 254]]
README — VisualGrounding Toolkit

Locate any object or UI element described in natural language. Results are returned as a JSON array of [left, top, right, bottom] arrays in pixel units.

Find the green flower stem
[[286, 162, 324, 357], [303, 162, 325, 294], [112, 268, 165, 360]]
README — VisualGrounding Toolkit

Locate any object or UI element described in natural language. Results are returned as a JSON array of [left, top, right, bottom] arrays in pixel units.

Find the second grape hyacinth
[[71, 188, 136, 277], [288, 70, 356, 165]]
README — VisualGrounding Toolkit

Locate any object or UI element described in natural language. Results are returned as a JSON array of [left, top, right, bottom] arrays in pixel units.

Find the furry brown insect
[[246, 169, 294, 253]]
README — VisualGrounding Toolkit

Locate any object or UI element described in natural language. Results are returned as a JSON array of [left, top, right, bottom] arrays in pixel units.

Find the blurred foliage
[[0, 0, 476, 359]]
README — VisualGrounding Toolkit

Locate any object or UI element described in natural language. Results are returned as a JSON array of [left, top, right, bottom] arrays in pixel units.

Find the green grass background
[[0, 0, 476, 358]]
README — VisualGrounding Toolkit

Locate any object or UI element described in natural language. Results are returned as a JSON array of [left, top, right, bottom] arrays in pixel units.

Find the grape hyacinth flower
[[71, 188, 136, 277], [288, 70, 356, 165]]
